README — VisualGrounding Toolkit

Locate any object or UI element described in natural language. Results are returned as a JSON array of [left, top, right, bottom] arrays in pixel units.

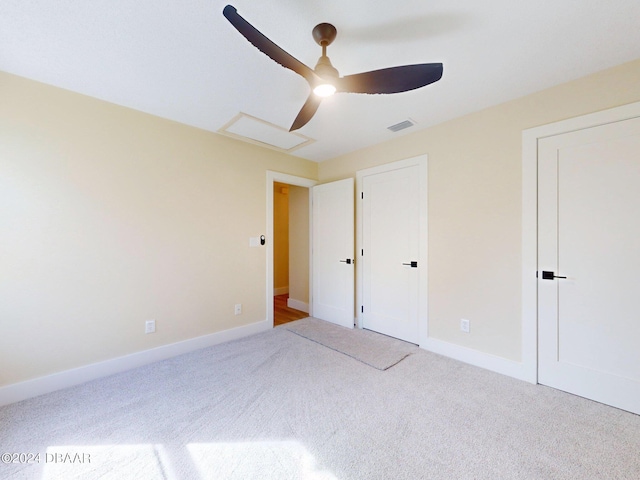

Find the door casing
[[266, 171, 317, 328]]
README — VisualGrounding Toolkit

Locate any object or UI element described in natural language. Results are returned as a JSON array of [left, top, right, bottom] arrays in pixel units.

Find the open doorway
[[266, 171, 317, 328], [273, 182, 310, 326]]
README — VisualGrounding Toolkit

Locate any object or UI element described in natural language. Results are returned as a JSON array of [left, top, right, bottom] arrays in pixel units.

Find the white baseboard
[[422, 337, 529, 383], [287, 298, 309, 313], [274, 287, 289, 296], [0, 320, 270, 407]]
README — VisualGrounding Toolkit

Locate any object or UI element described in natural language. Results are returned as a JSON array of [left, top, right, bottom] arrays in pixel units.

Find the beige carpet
[[1, 319, 639, 479]]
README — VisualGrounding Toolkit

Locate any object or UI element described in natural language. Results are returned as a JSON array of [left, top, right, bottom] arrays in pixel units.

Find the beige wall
[[3, 58, 640, 387], [273, 183, 289, 292], [0, 71, 317, 387], [288, 185, 309, 305], [319, 58, 640, 362]]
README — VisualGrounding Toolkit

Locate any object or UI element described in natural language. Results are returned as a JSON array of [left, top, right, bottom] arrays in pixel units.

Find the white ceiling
[[2, 1, 640, 162]]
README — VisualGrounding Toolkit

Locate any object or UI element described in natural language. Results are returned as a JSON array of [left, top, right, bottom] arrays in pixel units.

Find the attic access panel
[[219, 113, 314, 153]]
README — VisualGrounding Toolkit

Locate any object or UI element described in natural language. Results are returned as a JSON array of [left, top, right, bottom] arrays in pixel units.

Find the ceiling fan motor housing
[[315, 55, 339, 81]]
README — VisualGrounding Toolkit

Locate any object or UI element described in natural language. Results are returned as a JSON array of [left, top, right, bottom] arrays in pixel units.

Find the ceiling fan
[[222, 5, 443, 131]]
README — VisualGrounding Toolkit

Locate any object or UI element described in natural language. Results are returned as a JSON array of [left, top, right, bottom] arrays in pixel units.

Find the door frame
[[521, 100, 640, 384], [266, 171, 317, 327], [355, 155, 428, 346]]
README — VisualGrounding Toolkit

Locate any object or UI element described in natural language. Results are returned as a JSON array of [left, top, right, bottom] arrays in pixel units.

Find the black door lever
[[339, 259, 352, 264], [402, 261, 418, 268], [541, 271, 567, 280]]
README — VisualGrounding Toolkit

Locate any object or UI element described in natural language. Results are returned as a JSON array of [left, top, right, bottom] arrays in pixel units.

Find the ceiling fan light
[[313, 83, 336, 97]]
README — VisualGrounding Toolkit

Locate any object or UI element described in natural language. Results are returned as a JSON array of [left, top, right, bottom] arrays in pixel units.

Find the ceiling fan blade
[[336, 63, 443, 94], [290, 94, 322, 131], [223, 5, 318, 84]]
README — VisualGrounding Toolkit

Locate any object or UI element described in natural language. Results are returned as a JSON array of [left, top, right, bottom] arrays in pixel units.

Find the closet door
[[538, 116, 640, 415], [359, 157, 427, 344]]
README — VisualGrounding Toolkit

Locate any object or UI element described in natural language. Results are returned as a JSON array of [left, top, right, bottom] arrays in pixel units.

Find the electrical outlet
[[460, 318, 470, 333], [234, 304, 242, 315], [145, 320, 156, 334]]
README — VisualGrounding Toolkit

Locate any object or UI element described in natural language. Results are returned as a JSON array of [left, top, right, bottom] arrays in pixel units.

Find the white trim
[[287, 298, 309, 313], [521, 127, 539, 384], [355, 155, 428, 346], [266, 171, 317, 328], [273, 286, 289, 296], [423, 338, 529, 382], [521, 100, 640, 386], [0, 320, 269, 407]]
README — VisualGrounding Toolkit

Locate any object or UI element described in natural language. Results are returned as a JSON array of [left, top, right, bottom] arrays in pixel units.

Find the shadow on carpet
[[285, 317, 417, 370]]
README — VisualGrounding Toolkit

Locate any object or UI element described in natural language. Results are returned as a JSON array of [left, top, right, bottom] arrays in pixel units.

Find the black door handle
[[541, 270, 567, 280], [339, 259, 352, 264], [402, 261, 418, 268]]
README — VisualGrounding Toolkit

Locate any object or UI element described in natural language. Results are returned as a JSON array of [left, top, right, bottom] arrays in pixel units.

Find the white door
[[538, 116, 640, 415], [312, 178, 354, 328], [361, 163, 422, 343]]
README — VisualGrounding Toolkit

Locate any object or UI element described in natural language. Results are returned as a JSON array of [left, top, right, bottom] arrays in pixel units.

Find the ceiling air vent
[[387, 119, 416, 133]]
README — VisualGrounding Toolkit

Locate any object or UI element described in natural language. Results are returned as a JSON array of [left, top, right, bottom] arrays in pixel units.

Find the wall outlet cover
[[145, 320, 156, 334], [460, 319, 470, 333]]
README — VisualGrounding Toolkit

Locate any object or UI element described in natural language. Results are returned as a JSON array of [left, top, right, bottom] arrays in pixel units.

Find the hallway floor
[[274, 294, 308, 326]]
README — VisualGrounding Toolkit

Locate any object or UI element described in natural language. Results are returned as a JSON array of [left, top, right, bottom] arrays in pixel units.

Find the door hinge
[[361, 305, 364, 313], [361, 192, 364, 199], [361, 249, 364, 256]]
